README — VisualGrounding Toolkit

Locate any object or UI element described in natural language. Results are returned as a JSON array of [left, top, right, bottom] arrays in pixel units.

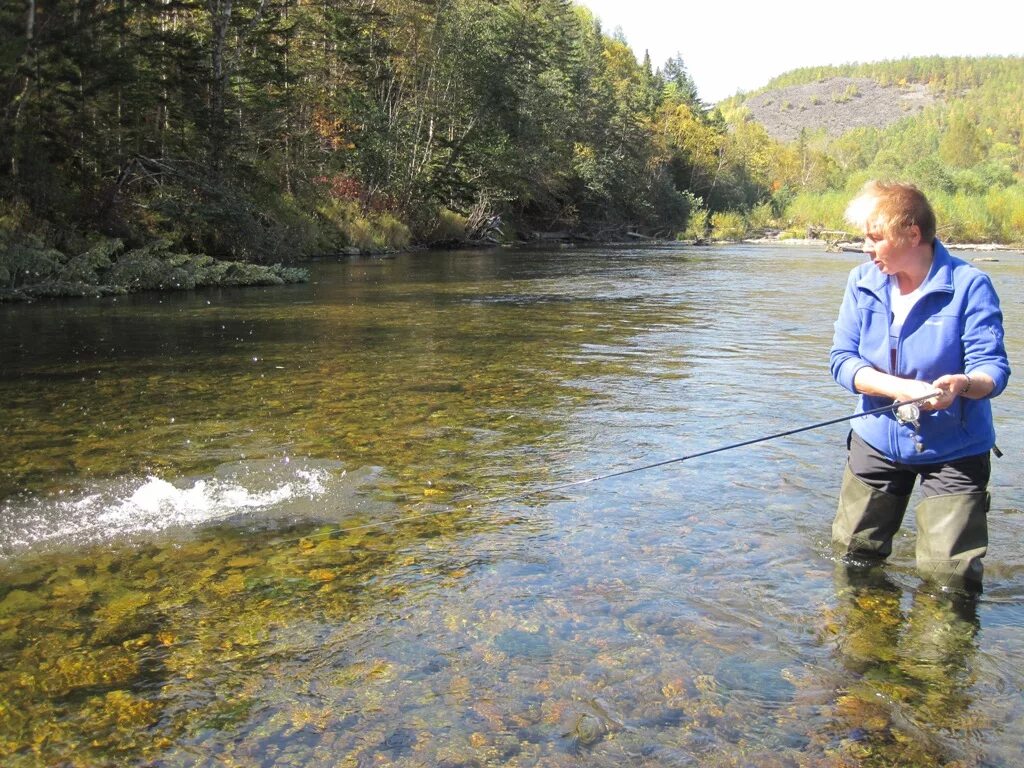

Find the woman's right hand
[[854, 367, 942, 409]]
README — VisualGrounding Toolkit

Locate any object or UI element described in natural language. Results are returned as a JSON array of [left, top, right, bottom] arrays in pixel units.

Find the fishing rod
[[283, 390, 942, 543], [469, 390, 943, 505]]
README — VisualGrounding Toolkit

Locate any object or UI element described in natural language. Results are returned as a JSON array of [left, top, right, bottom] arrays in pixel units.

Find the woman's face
[[862, 220, 920, 277]]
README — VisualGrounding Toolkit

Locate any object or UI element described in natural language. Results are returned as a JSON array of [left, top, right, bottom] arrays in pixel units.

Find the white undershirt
[[889, 280, 923, 351]]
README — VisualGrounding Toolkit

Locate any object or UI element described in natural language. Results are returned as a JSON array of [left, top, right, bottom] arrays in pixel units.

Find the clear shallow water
[[1, 244, 1023, 766]]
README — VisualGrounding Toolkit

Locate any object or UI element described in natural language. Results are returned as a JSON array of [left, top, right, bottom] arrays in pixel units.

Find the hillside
[[741, 77, 940, 141], [714, 57, 1024, 244]]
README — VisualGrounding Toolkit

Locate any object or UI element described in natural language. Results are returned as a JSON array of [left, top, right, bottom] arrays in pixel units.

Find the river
[[1, 243, 1022, 766]]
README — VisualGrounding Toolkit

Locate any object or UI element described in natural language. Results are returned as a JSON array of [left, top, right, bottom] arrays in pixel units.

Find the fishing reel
[[893, 401, 925, 453]]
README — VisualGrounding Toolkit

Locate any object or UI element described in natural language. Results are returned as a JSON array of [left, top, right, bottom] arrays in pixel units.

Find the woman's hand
[[918, 377, 959, 410], [932, 371, 994, 402], [853, 368, 945, 409], [898, 378, 945, 410]]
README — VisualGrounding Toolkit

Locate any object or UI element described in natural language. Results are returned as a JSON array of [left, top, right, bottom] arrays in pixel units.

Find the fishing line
[[276, 391, 943, 548]]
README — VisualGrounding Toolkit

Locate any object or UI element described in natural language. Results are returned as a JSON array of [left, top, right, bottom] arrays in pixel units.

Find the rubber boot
[[832, 464, 911, 561], [915, 492, 989, 593]]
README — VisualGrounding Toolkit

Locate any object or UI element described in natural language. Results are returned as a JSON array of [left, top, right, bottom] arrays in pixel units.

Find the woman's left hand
[[928, 373, 970, 409]]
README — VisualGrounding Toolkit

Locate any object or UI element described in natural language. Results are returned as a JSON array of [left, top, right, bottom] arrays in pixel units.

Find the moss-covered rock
[[0, 590, 46, 619], [0, 234, 308, 301]]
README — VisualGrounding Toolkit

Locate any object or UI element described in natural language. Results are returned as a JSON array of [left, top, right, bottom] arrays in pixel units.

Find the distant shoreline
[[742, 237, 1020, 252]]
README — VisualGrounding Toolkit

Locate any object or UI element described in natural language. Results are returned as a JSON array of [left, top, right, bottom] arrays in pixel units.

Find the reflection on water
[[824, 564, 982, 764], [2, 244, 1023, 765]]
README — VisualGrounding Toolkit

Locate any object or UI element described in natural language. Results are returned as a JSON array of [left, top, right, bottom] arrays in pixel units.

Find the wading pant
[[832, 431, 991, 592]]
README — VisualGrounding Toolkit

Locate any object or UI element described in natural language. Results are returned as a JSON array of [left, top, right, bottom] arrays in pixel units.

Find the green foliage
[[929, 191, 995, 243], [710, 211, 747, 240], [0, 233, 65, 289], [985, 186, 1024, 244], [746, 202, 777, 233], [733, 56, 1024, 244], [926, 186, 1024, 244], [3, 0, 720, 275], [317, 200, 412, 252], [681, 206, 709, 240], [419, 209, 470, 244], [783, 191, 851, 235], [375, 214, 412, 250], [4, 1, 1022, 302]]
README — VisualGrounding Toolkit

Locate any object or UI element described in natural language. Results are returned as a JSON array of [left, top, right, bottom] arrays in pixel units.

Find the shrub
[[375, 213, 411, 250], [0, 232, 64, 288], [682, 207, 709, 240], [419, 209, 468, 244], [782, 190, 850, 234], [985, 186, 1024, 244], [930, 191, 994, 243], [347, 215, 377, 251], [316, 199, 411, 251], [746, 202, 776, 233], [710, 211, 747, 241]]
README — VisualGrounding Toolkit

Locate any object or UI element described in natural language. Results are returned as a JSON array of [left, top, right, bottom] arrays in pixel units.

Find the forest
[[2, 1, 1023, 298]]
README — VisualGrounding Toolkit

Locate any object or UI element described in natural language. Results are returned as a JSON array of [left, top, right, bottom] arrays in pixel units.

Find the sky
[[581, 0, 1024, 103]]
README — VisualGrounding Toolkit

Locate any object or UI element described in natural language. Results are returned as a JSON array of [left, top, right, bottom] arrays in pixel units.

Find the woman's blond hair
[[845, 181, 936, 246]]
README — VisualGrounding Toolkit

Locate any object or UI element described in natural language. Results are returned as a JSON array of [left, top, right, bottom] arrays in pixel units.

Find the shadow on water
[[2, 244, 1024, 765]]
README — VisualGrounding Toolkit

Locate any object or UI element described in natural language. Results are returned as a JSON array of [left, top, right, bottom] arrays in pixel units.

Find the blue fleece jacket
[[830, 240, 1010, 464]]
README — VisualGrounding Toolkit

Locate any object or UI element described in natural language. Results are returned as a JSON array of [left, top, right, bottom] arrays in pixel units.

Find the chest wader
[[832, 465, 911, 561], [915, 491, 988, 592], [833, 466, 989, 592]]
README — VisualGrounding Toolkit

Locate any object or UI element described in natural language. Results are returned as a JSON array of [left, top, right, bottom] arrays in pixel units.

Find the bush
[[418, 208, 468, 244], [930, 191, 995, 243], [346, 216, 377, 251], [1, 234, 308, 301], [710, 211, 747, 241], [0, 232, 64, 288], [985, 186, 1024, 244], [746, 202, 777, 233], [375, 213, 411, 250], [316, 199, 411, 251], [682, 207, 709, 240], [782, 190, 850, 234]]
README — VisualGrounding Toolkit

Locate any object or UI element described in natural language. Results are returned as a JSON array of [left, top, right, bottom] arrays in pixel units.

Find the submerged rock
[[0, 589, 46, 618]]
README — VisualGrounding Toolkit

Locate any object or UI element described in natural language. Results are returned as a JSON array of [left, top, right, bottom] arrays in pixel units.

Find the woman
[[830, 181, 1010, 592]]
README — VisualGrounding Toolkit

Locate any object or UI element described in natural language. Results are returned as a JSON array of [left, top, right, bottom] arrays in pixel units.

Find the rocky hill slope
[[741, 77, 940, 141]]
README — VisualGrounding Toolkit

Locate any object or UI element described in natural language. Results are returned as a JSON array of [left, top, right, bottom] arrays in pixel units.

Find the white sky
[[581, 0, 1024, 103]]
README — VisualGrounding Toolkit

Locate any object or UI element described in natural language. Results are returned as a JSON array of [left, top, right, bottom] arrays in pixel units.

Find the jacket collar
[[856, 239, 955, 300]]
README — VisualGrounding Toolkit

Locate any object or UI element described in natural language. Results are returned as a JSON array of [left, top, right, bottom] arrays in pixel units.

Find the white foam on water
[[0, 459, 347, 557]]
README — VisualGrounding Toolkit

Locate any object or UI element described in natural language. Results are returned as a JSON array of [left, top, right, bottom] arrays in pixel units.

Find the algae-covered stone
[[226, 555, 263, 569], [83, 689, 159, 731], [0, 589, 46, 618], [50, 577, 92, 606], [211, 572, 247, 596], [91, 590, 154, 644], [568, 711, 605, 747], [38, 646, 140, 696]]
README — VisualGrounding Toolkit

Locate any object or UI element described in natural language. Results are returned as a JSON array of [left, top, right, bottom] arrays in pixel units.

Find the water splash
[[0, 459, 371, 558]]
